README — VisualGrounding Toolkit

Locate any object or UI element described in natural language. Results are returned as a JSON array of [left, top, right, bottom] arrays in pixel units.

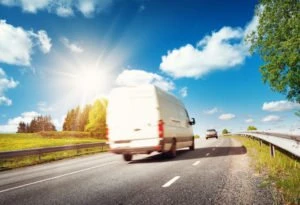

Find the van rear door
[[107, 90, 159, 142]]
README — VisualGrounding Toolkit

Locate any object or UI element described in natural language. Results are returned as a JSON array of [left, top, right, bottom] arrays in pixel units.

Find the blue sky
[[0, 0, 299, 135]]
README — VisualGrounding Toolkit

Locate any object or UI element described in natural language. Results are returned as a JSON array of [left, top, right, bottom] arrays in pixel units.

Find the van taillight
[[158, 120, 164, 138], [105, 127, 109, 140]]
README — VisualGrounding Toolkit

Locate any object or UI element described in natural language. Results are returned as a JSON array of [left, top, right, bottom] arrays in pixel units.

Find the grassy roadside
[[231, 135, 300, 204], [0, 133, 108, 170]]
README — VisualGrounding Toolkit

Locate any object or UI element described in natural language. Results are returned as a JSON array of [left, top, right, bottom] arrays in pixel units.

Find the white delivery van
[[106, 85, 195, 161]]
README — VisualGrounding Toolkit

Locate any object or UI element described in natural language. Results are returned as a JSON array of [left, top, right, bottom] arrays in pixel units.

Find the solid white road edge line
[[192, 161, 200, 166], [162, 176, 180, 188], [0, 161, 117, 194]]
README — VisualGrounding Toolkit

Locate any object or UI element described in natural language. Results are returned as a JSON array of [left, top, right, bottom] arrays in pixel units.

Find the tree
[[63, 110, 71, 131], [85, 98, 108, 132], [17, 122, 26, 133], [247, 126, 257, 131], [247, 0, 300, 103], [79, 104, 92, 131], [222, 129, 229, 135], [17, 116, 56, 133]]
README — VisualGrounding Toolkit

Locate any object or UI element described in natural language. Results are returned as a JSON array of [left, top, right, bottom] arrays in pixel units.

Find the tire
[[123, 154, 132, 161], [168, 139, 177, 158], [189, 139, 195, 151]]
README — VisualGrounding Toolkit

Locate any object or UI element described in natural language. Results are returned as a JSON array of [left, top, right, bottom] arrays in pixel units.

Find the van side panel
[[155, 87, 194, 151]]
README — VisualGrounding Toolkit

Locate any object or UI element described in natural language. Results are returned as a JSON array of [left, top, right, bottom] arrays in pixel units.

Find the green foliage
[[85, 99, 108, 132], [17, 115, 56, 133], [234, 136, 300, 204], [79, 104, 92, 131], [62, 99, 107, 132], [63, 107, 81, 131], [222, 129, 229, 134], [248, 0, 300, 103], [247, 125, 257, 131]]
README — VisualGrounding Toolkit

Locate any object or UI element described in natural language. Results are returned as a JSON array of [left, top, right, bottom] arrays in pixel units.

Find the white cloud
[[219, 113, 235, 120], [262, 115, 281, 122], [30, 30, 52, 53], [179, 87, 188, 97], [61, 37, 83, 53], [0, 0, 50, 13], [0, 20, 32, 66], [245, 118, 254, 123], [0, 20, 51, 66], [0, 68, 18, 106], [0, 0, 113, 18], [76, 0, 113, 17], [0, 96, 12, 106], [160, 15, 258, 78], [116, 69, 175, 91], [37, 101, 54, 112], [204, 107, 219, 115], [56, 6, 74, 17], [0, 111, 40, 133], [262, 100, 300, 112]]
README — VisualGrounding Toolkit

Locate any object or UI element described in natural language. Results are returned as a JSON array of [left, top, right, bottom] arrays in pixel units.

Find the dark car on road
[[206, 129, 218, 139]]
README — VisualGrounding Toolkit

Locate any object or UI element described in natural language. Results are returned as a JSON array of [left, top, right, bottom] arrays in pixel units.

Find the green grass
[[231, 135, 300, 204], [0, 132, 108, 170], [0, 132, 105, 151]]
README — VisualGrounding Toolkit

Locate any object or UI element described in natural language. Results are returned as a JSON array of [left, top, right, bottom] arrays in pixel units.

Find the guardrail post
[[270, 144, 275, 158]]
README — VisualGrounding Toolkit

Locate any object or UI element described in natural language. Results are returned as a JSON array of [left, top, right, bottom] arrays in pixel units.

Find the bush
[[39, 131, 105, 139]]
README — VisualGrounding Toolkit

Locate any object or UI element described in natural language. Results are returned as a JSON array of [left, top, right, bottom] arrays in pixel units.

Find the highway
[[0, 137, 273, 205]]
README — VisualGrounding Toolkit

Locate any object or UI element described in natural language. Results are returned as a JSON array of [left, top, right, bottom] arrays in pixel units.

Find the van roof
[[111, 84, 184, 107]]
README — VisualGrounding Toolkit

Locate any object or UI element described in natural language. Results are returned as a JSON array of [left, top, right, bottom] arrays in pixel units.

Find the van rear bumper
[[110, 145, 162, 155]]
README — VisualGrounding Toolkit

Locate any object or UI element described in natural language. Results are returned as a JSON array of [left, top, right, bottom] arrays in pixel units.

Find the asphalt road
[[0, 137, 274, 205]]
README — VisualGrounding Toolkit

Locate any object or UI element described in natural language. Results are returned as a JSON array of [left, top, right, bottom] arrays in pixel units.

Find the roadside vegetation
[[232, 135, 300, 204], [0, 132, 107, 170]]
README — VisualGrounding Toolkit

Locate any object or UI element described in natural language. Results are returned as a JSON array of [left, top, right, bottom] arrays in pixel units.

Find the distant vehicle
[[206, 129, 218, 139], [106, 85, 196, 161]]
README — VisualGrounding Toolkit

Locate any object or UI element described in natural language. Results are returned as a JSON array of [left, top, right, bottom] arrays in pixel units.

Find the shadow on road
[[129, 146, 247, 164]]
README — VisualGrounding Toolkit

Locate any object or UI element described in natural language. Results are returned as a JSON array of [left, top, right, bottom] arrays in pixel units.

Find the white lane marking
[[162, 176, 180, 188], [212, 148, 215, 151], [206, 153, 210, 156], [192, 161, 200, 166], [0, 161, 116, 194]]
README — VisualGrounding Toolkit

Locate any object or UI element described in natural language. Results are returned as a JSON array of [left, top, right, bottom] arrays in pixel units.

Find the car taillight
[[158, 120, 164, 138], [105, 127, 109, 140]]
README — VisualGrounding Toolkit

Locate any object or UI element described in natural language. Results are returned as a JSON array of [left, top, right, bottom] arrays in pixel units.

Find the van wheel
[[189, 140, 195, 151], [168, 140, 177, 158], [123, 154, 132, 161]]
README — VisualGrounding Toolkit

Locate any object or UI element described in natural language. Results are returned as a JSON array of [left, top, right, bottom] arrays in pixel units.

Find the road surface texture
[[0, 137, 274, 205]]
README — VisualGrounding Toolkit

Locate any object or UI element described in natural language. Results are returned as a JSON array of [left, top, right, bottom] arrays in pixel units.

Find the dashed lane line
[[162, 176, 180, 188], [0, 161, 117, 194], [192, 161, 200, 166], [206, 153, 210, 156]]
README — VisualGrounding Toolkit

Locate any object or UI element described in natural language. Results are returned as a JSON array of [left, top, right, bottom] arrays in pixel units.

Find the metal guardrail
[[236, 131, 300, 158], [0, 142, 108, 160]]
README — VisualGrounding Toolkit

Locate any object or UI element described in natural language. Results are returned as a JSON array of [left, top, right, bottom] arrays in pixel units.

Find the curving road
[[0, 137, 274, 205]]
